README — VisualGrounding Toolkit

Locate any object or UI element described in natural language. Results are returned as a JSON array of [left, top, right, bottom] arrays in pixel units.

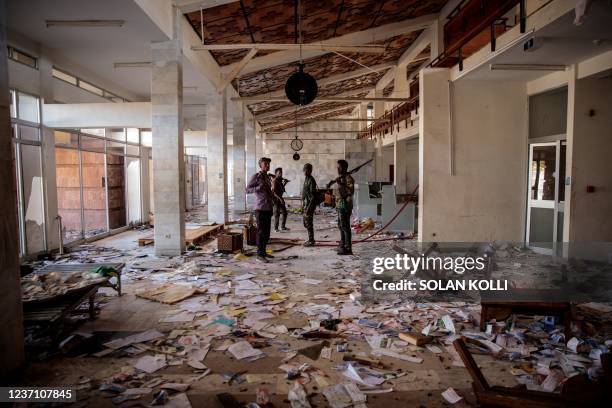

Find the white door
[[526, 141, 566, 253]]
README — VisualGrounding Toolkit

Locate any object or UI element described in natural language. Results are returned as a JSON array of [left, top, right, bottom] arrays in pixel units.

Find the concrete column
[[206, 91, 228, 223], [151, 37, 185, 255], [394, 137, 408, 194], [393, 65, 410, 100], [245, 119, 256, 206], [185, 155, 193, 211], [255, 135, 263, 163], [373, 89, 385, 181], [0, 0, 25, 377], [418, 69, 451, 241], [373, 89, 385, 119], [233, 117, 246, 211], [39, 48, 60, 251]]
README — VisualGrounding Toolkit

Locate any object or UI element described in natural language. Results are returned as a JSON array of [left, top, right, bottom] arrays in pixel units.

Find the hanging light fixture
[[285, 0, 318, 106]]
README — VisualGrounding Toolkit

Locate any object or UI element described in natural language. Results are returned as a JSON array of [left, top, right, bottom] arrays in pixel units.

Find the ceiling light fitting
[[489, 63, 566, 71], [46, 20, 125, 28]]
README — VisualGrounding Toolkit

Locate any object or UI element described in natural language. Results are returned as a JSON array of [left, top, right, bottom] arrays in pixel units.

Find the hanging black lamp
[[285, 62, 318, 106]]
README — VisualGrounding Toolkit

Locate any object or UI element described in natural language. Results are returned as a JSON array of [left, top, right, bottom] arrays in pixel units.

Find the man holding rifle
[[272, 167, 290, 232], [327, 159, 355, 255]]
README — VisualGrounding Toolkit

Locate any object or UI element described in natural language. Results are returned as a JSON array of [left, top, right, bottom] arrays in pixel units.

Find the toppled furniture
[[480, 289, 572, 340], [453, 337, 608, 407], [30, 262, 124, 296], [23, 285, 99, 325], [138, 224, 224, 246], [22, 263, 124, 342], [354, 183, 381, 221], [381, 185, 416, 232]]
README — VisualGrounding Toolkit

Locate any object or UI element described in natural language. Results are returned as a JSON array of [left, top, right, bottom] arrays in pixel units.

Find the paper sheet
[[228, 341, 264, 360]]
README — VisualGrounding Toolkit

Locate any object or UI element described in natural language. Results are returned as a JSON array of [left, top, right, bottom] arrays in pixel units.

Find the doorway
[[526, 141, 566, 252]]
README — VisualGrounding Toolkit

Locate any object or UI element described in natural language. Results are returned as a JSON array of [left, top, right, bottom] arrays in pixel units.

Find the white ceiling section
[[460, 1, 612, 82], [6, 0, 216, 111]]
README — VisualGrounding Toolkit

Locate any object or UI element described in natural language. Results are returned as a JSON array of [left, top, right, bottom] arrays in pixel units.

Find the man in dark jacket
[[301, 163, 317, 246], [246, 157, 277, 263], [272, 167, 289, 232]]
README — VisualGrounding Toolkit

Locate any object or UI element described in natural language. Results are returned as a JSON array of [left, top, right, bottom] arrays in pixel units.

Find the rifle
[[326, 158, 374, 188], [268, 174, 290, 184]]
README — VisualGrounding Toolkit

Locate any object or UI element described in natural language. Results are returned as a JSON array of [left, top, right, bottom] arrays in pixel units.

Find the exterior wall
[[419, 68, 528, 242]]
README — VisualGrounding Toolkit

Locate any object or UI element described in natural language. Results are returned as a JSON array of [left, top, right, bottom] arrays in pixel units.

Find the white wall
[[565, 75, 612, 242], [419, 68, 528, 242], [262, 119, 358, 197]]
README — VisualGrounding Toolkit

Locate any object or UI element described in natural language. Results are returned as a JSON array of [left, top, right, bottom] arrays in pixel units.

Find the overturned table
[[23, 262, 124, 329]]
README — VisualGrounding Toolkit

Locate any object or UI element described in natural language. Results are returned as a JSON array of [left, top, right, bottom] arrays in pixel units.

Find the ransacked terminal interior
[[1, 0, 612, 407]]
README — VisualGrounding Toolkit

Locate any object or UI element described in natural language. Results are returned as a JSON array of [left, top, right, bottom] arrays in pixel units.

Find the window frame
[[7, 45, 38, 69]]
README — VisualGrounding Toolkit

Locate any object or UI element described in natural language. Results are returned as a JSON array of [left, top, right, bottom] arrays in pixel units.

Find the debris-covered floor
[[18, 205, 612, 407]]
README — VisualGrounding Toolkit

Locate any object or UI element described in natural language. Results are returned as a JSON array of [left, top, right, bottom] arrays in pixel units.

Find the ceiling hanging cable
[[298, 0, 303, 64], [199, 7, 204, 44], [331, 51, 378, 74]]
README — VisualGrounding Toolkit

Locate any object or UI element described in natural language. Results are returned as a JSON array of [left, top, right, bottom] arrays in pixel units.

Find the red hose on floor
[[314, 185, 419, 247]]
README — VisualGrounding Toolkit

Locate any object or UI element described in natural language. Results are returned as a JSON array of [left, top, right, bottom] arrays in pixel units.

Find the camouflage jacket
[[334, 173, 355, 212]]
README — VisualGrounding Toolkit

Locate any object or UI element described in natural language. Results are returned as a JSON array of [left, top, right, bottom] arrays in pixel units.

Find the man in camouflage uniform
[[272, 167, 289, 232], [301, 163, 317, 246], [328, 159, 355, 255]]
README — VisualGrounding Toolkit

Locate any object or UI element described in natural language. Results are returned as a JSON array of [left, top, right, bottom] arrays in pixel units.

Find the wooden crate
[[217, 232, 243, 253]]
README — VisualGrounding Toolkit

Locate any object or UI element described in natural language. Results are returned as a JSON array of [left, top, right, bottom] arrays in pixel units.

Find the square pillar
[[233, 117, 246, 211], [0, 0, 25, 377], [245, 119, 256, 206], [39, 48, 60, 251], [418, 68, 451, 241], [394, 137, 408, 194], [206, 91, 228, 223], [151, 38, 185, 256]]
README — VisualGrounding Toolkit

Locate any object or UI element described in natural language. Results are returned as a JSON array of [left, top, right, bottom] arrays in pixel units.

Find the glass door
[[526, 141, 565, 253]]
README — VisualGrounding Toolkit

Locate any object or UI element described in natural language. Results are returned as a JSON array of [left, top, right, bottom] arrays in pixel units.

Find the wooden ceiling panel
[[203, 16, 250, 42], [269, 101, 354, 122], [185, 0, 446, 66], [234, 32, 420, 96], [264, 106, 357, 132], [250, 101, 292, 115], [317, 71, 384, 96]]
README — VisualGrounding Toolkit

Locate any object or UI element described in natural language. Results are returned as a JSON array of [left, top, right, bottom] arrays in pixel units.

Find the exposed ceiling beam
[[253, 86, 372, 120], [233, 95, 409, 102], [246, 62, 393, 99], [217, 48, 258, 92], [193, 43, 385, 53], [376, 28, 431, 91], [259, 105, 361, 130], [222, 13, 437, 76], [173, 0, 238, 14], [134, 0, 224, 90]]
